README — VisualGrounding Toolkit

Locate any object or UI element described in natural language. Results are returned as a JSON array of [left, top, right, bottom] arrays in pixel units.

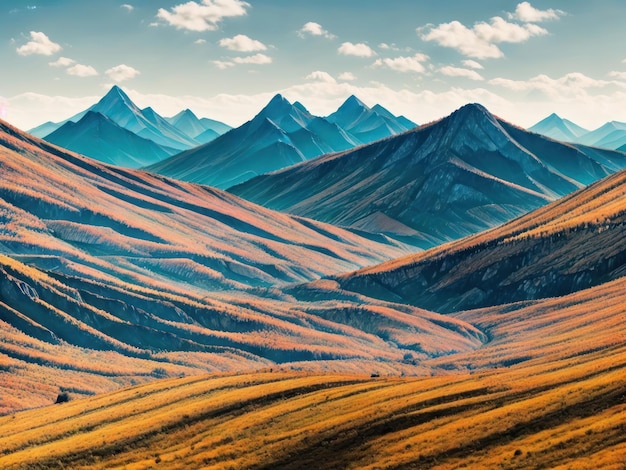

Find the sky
[[1, 0, 626, 131]]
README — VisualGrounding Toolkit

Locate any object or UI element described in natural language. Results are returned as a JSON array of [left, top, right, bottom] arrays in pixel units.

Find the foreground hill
[[2, 273, 625, 469], [0, 119, 487, 411], [329, 163, 626, 313], [231, 103, 626, 247]]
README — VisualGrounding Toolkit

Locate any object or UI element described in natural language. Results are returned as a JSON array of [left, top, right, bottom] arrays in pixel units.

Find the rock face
[[231, 103, 626, 247], [334, 167, 626, 313]]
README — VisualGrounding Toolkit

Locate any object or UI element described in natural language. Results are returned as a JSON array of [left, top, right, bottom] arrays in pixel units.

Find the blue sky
[[2, 0, 626, 131]]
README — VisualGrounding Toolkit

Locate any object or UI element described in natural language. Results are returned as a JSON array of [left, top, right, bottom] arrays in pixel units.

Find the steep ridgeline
[[146, 94, 415, 189], [0, 118, 487, 411], [529, 114, 626, 150], [31, 87, 231, 168], [327, 95, 416, 143], [330, 166, 626, 313], [44, 111, 174, 167], [231, 103, 626, 248]]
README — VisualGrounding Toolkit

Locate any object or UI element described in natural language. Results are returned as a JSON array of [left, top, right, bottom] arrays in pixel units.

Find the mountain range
[[0, 117, 488, 411], [328, 163, 626, 312], [30, 86, 232, 168], [530, 113, 626, 150], [146, 94, 416, 189], [4, 94, 626, 469], [231, 103, 626, 247]]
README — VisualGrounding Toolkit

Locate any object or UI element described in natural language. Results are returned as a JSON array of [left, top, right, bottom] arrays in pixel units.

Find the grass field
[[2, 276, 625, 469]]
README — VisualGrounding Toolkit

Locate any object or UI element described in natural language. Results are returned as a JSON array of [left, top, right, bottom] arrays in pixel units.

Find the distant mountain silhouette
[[147, 94, 414, 189], [166, 108, 232, 143], [528, 113, 588, 143], [28, 86, 230, 166], [45, 111, 175, 167], [530, 114, 626, 150], [580, 121, 626, 149], [327, 95, 416, 143], [231, 103, 626, 247]]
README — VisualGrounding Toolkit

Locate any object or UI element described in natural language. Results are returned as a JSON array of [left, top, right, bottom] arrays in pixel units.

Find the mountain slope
[[528, 113, 589, 142], [331, 164, 626, 313], [146, 94, 359, 189], [231, 103, 626, 247], [44, 111, 175, 168], [579, 121, 626, 148], [328, 95, 416, 143], [0, 118, 488, 411], [166, 108, 232, 143]]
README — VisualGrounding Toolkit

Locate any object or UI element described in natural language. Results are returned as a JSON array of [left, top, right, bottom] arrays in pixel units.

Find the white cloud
[[16, 31, 62, 56], [420, 16, 548, 59], [509, 2, 565, 22], [298, 22, 335, 39], [233, 53, 272, 65], [213, 60, 235, 70], [219, 34, 267, 52], [373, 53, 429, 73], [489, 73, 624, 99], [462, 60, 484, 70], [338, 72, 357, 81], [106, 64, 140, 82], [66, 64, 98, 77], [194, 39, 207, 45], [8, 72, 626, 134], [157, 0, 250, 32], [49, 57, 75, 68], [338, 42, 376, 58], [306, 71, 336, 83], [610, 71, 626, 80], [215, 53, 272, 68], [440, 66, 484, 81], [121, 4, 134, 12]]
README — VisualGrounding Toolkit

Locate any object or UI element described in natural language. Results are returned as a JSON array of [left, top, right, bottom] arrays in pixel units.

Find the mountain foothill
[[1, 86, 626, 468]]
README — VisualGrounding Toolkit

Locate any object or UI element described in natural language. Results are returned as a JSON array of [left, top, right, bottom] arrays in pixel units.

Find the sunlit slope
[[231, 103, 626, 247], [3, 276, 626, 469], [335, 165, 626, 312], [2, 312, 624, 469], [0, 118, 489, 411]]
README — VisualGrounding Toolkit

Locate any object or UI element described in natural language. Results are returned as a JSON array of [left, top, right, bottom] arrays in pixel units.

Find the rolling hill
[[2, 270, 625, 469], [231, 103, 626, 247], [0, 118, 489, 412]]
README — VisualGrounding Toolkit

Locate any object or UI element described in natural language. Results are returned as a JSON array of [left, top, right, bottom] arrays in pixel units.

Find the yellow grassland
[[2, 276, 626, 469]]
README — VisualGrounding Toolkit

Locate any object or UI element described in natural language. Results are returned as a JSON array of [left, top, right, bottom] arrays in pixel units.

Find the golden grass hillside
[[2, 275, 626, 469]]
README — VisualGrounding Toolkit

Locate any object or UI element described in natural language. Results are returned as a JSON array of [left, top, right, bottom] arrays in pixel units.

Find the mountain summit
[[327, 95, 416, 142], [148, 94, 414, 189], [231, 103, 626, 247]]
